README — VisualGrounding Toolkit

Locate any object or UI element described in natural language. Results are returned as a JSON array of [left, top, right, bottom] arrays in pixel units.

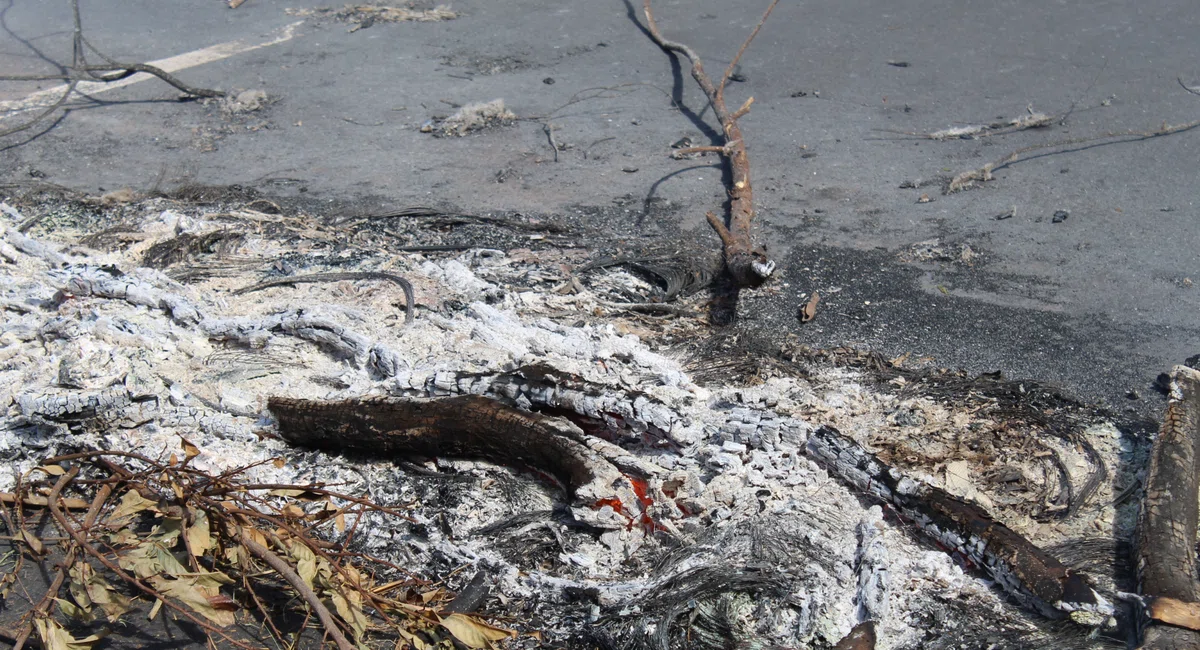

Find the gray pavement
[[2, 0, 1198, 419]]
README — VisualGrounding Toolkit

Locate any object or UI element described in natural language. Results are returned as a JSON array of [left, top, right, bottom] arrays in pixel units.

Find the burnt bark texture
[[642, 0, 777, 289], [832, 622, 877, 650], [268, 395, 640, 529], [808, 426, 1110, 622], [1138, 365, 1200, 649]]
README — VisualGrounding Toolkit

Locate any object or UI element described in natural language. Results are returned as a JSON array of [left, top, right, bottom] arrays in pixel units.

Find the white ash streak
[[0, 206, 1110, 648]]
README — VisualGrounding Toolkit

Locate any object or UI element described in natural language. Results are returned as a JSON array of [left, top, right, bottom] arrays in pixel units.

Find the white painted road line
[[0, 20, 304, 115]]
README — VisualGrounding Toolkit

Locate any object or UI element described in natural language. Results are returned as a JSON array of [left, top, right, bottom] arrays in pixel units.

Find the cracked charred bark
[[1137, 365, 1200, 649], [268, 395, 643, 530]]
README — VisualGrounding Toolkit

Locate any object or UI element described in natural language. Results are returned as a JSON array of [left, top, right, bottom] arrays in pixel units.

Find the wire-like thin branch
[[0, 81, 78, 138], [238, 528, 356, 650], [78, 64, 223, 98], [716, 0, 781, 104], [0, 0, 221, 140], [233, 271, 416, 324]]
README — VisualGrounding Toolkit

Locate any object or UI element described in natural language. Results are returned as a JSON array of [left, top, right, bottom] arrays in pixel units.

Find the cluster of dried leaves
[[0, 441, 515, 650]]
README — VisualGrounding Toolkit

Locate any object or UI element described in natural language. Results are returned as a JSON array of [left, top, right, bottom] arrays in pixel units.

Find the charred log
[[807, 425, 1113, 625], [1137, 365, 1200, 649], [268, 394, 642, 530]]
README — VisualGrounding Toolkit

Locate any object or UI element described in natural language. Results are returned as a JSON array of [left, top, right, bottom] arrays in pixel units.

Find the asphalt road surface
[[2, 0, 1198, 421]]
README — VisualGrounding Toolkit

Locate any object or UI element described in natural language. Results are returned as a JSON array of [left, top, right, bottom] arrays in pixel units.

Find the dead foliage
[[287, 3, 459, 31], [420, 100, 517, 137], [0, 445, 516, 650]]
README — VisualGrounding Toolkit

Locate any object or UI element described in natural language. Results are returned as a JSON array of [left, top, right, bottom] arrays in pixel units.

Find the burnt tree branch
[[0, 0, 222, 140], [1138, 365, 1200, 649], [269, 395, 643, 530], [642, 0, 779, 289]]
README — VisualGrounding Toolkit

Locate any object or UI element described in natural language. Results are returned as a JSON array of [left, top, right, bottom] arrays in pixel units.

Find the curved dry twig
[[233, 271, 416, 325]]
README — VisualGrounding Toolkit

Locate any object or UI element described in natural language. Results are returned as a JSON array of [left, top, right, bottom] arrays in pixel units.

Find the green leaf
[[439, 614, 515, 649]]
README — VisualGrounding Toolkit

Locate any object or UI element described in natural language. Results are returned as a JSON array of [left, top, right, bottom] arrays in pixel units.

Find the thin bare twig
[[10, 469, 78, 650], [717, 0, 781, 104], [0, 0, 221, 139], [543, 123, 560, 162], [642, 0, 777, 289], [1178, 76, 1200, 97], [947, 118, 1200, 193], [238, 528, 356, 650], [233, 271, 416, 324]]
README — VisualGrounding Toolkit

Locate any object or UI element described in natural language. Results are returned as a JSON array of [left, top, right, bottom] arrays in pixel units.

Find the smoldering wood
[[1, 197, 1144, 649], [1137, 365, 1200, 649], [268, 394, 643, 530], [807, 425, 1113, 624]]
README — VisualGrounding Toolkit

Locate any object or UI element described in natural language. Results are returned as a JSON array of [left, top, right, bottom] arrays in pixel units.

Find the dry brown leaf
[[179, 436, 201, 460], [18, 529, 46, 555], [186, 509, 213, 557], [149, 573, 236, 627], [800, 291, 820, 323], [397, 628, 431, 650], [69, 561, 132, 621], [108, 489, 158, 528], [118, 539, 190, 579], [38, 464, 66, 476], [329, 590, 369, 642], [54, 597, 96, 622], [420, 589, 444, 604], [281, 504, 306, 518], [440, 613, 516, 649], [288, 539, 318, 590], [35, 616, 106, 650]]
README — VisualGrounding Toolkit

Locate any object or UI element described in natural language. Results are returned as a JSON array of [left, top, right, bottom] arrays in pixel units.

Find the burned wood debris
[[1136, 366, 1200, 649], [0, 192, 1175, 649]]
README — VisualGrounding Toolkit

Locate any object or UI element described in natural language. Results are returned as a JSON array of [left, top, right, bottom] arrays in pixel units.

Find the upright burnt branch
[[642, 0, 779, 289], [1138, 365, 1200, 649]]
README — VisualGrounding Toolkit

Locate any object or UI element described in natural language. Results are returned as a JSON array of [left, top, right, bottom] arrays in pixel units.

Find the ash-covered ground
[[0, 194, 1144, 648]]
